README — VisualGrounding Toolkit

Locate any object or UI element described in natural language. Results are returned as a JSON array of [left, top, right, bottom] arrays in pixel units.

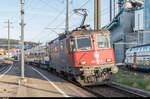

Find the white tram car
[[125, 44, 150, 69]]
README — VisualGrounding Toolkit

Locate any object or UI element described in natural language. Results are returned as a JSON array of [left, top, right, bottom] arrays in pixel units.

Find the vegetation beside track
[[113, 69, 150, 91]]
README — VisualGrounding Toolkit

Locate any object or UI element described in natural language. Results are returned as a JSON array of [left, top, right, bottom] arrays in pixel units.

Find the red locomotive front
[[48, 29, 118, 86], [72, 33, 115, 66], [66, 30, 118, 85]]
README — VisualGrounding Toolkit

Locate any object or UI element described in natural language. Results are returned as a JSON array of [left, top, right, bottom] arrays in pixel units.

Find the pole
[[66, 0, 69, 33], [110, 0, 112, 22], [94, 0, 97, 30], [98, 0, 101, 29], [8, 20, 10, 59], [118, 0, 122, 12], [94, 0, 101, 30], [138, 13, 140, 45], [21, 0, 25, 80], [113, 0, 115, 18]]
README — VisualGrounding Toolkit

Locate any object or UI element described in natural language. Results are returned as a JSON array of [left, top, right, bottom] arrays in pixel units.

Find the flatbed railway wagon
[[48, 29, 118, 86]]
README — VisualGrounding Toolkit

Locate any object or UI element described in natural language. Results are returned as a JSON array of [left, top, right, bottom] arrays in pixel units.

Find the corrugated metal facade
[[110, 10, 134, 63], [144, 0, 150, 44], [144, 0, 150, 31], [109, 0, 150, 63], [113, 43, 124, 63]]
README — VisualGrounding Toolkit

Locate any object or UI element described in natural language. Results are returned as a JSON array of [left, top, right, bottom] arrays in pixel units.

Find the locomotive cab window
[[96, 35, 110, 49], [76, 36, 92, 51], [70, 37, 76, 51]]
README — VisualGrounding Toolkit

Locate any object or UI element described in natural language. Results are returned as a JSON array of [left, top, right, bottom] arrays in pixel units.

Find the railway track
[[69, 80, 150, 97], [52, 70, 150, 97], [0, 63, 11, 72], [84, 84, 136, 97], [30, 64, 150, 97], [58, 72, 150, 97], [85, 82, 150, 97], [108, 82, 150, 97]]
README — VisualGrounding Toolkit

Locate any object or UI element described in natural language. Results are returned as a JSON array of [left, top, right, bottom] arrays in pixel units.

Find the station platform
[[0, 62, 94, 97]]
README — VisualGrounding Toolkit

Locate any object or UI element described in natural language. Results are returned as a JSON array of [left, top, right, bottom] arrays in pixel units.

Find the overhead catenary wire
[[26, 0, 61, 21], [34, 0, 94, 44], [56, 0, 91, 30], [80, 0, 91, 8], [25, 0, 44, 21], [7, 0, 35, 41], [31, 2, 76, 43], [38, 0, 92, 43], [25, 0, 66, 42], [31, 7, 66, 42], [25, 0, 35, 10], [69, 2, 118, 30], [31, 0, 118, 44], [40, 0, 61, 11]]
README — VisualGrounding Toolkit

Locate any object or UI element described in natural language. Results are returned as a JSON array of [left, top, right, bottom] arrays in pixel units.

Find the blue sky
[[0, 0, 118, 44]]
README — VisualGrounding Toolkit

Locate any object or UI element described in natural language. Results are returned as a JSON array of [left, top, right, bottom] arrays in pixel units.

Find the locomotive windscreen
[[96, 35, 109, 49], [76, 36, 92, 51]]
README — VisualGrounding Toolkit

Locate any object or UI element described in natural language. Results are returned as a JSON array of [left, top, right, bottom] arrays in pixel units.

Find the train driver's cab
[[70, 35, 93, 52], [95, 35, 110, 49]]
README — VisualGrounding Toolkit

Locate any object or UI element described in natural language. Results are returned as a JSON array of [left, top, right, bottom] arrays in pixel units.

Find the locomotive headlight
[[106, 59, 112, 62], [80, 61, 86, 65], [111, 66, 118, 73]]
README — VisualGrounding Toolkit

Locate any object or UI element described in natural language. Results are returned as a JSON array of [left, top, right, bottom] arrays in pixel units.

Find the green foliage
[[114, 70, 150, 91]]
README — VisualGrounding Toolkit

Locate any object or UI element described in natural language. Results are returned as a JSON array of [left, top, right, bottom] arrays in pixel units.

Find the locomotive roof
[[72, 29, 110, 35], [48, 29, 110, 44]]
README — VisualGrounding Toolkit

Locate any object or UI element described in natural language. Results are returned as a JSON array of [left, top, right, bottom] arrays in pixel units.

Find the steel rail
[[57, 74, 150, 97], [29, 63, 150, 97], [0, 63, 10, 72], [108, 82, 150, 97]]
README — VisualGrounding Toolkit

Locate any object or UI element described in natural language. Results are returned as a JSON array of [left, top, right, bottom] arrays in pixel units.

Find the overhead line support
[[94, 0, 101, 30], [21, 0, 25, 81], [66, 0, 69, 33]]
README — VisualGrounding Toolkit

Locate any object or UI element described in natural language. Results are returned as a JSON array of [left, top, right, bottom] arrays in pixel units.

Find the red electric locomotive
[[48, 9, 118, 86], [48, 29, 118, 86]]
